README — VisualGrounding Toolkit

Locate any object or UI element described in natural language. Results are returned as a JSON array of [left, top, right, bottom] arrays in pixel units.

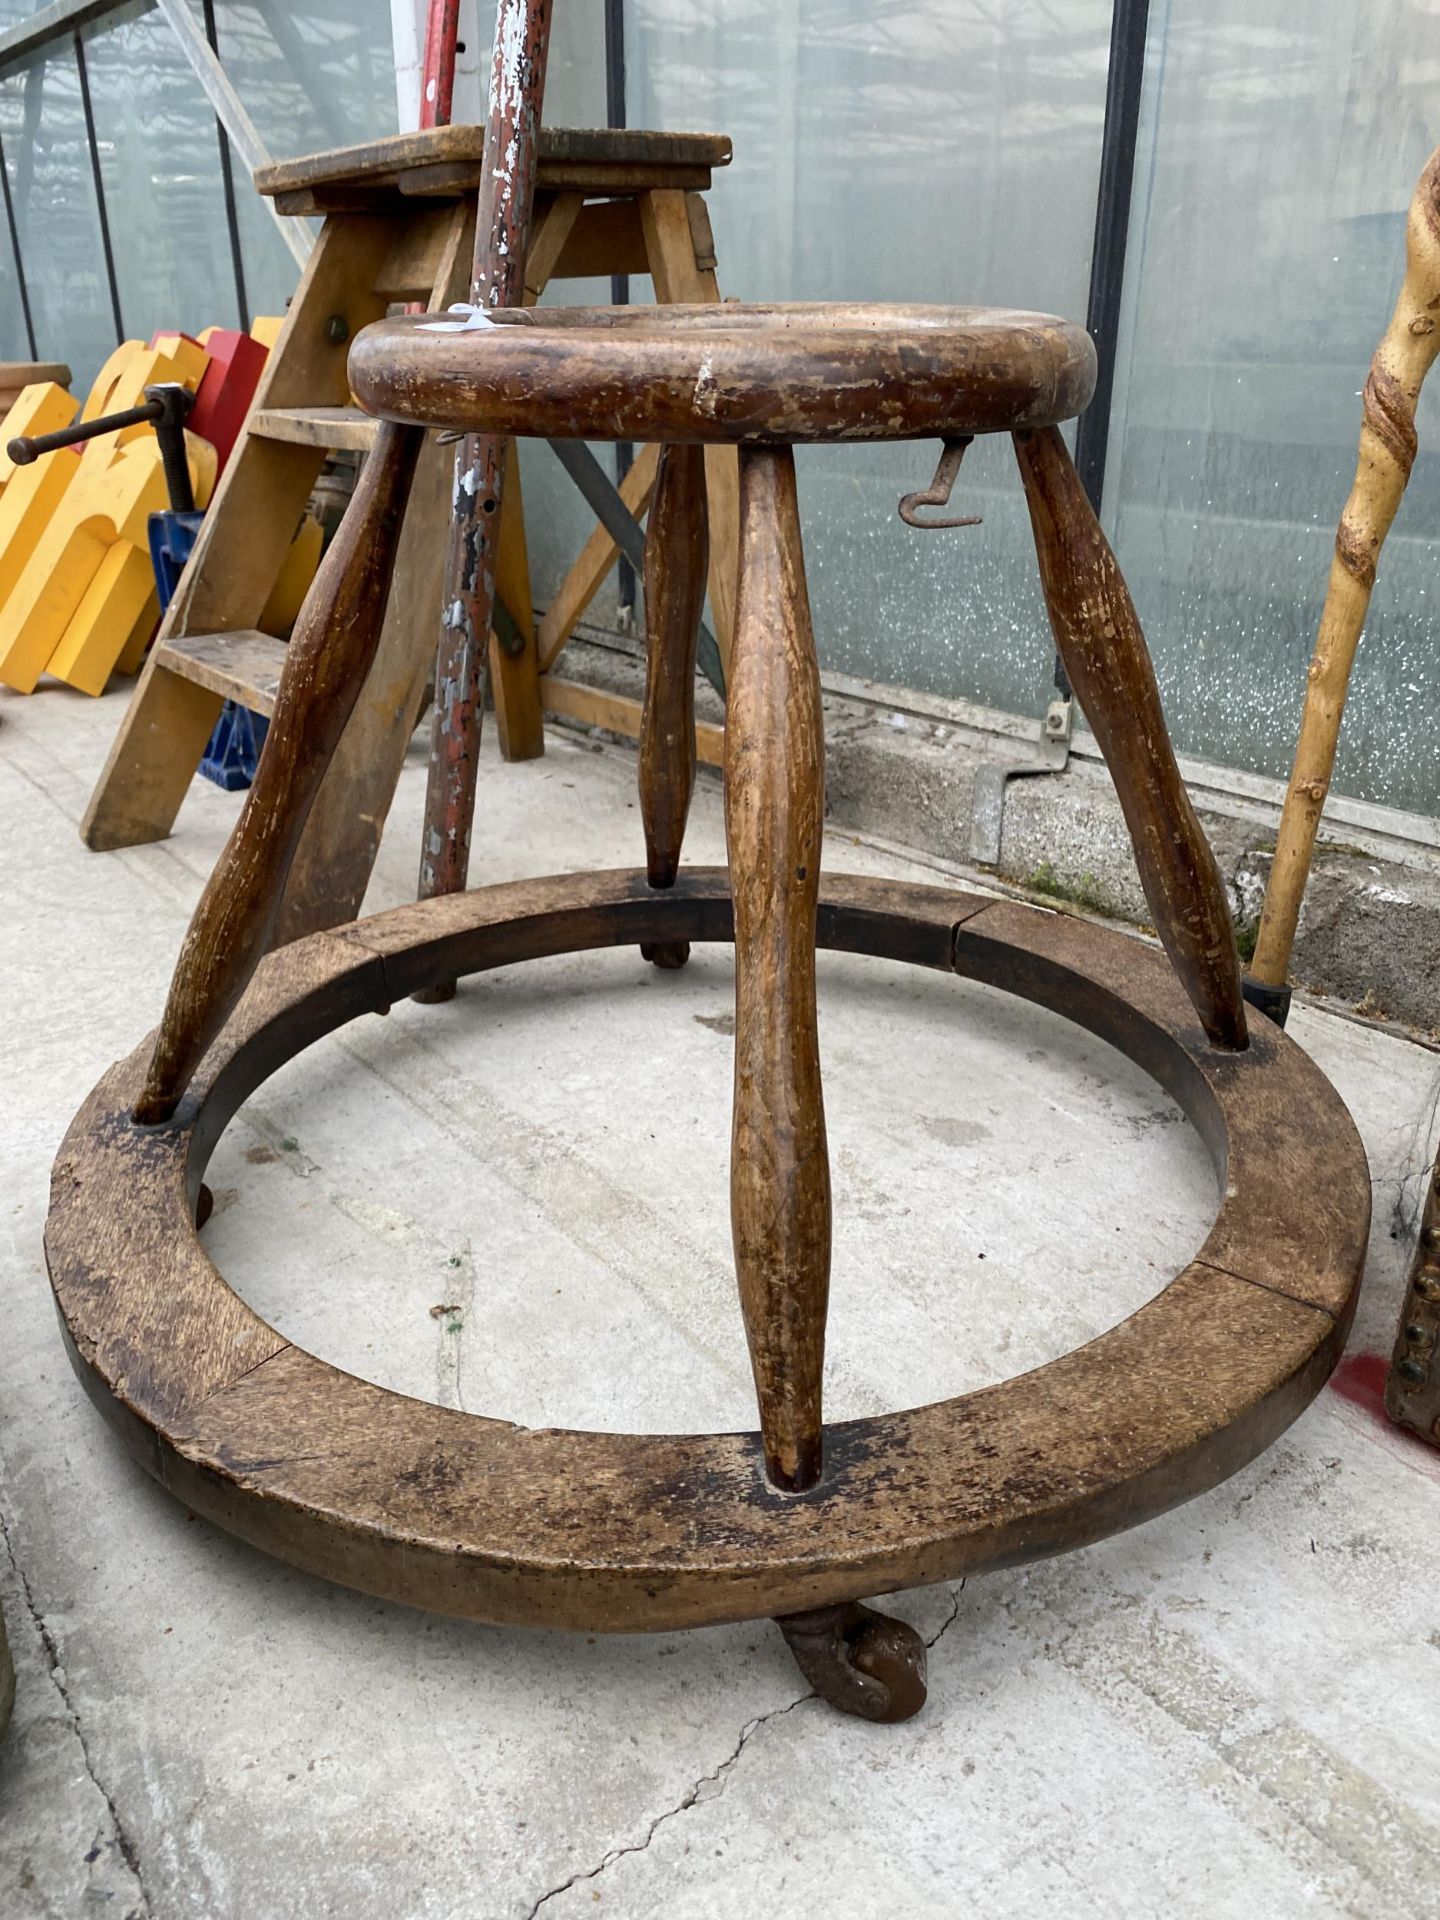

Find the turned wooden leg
[[134, 421, 424, 1124], [725, 445, 830, 1492], [1013, 426, 1248, 1051], [639, 442, 708, 970]]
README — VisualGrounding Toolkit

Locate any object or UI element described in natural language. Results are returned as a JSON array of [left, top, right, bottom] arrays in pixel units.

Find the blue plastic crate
[[148, 508, 269, 790], [197, 699, 270, 792]]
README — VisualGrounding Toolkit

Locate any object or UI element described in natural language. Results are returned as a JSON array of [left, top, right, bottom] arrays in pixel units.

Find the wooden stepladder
[[80, 125, 738, 943]]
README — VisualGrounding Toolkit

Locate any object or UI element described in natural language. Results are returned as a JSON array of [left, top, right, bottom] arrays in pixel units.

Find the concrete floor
[[2, 680, 1440, 1920]]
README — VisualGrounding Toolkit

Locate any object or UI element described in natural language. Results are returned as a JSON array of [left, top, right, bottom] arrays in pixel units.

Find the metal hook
[[898, 436, 982, 529]]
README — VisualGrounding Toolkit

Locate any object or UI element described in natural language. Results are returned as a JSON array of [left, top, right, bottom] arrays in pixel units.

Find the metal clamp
[[7, 382, 197, 513], [969, 695, 1074, 867]]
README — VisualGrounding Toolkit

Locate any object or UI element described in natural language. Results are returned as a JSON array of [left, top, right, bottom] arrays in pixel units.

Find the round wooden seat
[[348, 301, 1097, 445]]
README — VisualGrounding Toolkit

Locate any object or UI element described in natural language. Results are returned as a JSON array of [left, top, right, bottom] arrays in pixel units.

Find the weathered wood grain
[[273, 200, 477, 949], [1386, 1154, 1440, 1444], [350, 302, 1097, 447], [417, 0, 552, 995], [81, 212, 400, 853], [254, 126, 733, 201], [1013, 424, 1248, 1052], [1253, 147, 1440, 990], [638, 443, 708, 969], [532, 184, 743, 679], [540, 675, 723, 764], [480, 187, 582, 763], [134, 420, 424, 1123], [725, 448, 830, 1492], [638, 188, 740, 670], [70, 222, 1380, 1712]]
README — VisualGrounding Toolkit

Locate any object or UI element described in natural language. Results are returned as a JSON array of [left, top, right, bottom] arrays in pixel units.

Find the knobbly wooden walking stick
[[415, 0, 552, 1004], [1249, 147, 1440, 1023]]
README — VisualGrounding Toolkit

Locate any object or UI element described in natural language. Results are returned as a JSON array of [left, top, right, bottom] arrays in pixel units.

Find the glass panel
[[1106, 0, 1440, 814], [214, 0, 399, 156], [0, 43, 115, 391], [82, 2, 243, 343], [449, 2, 606, 124], [0, 3, 52, 32], [469, 3, 633, 627], [213, 0, 403, 322], [516, 0, 1113, 716], [0, 144, 29, 360]]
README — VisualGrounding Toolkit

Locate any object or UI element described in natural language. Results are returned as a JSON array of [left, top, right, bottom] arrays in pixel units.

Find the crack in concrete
[[522, 1688, 814, 1918], [434, 1239, 476, 1414], [1378, 1060, 1440, 1241], [926, 1580, 964, 1648], [0, 1504, 151, 1919], [522, 1586, 963, 1919]]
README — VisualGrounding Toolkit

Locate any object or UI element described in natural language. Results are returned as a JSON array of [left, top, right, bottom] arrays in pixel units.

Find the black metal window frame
[[0, 123, 36, 357], [72, 24, 124, 343], [0, 0, 253, 359], [203, 0, 251, 331], [1074, 0, 1151, 514]]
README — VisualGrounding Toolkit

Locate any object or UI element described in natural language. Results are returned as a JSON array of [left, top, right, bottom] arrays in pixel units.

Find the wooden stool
[[46, 303, 1371, 1722], [79, 125, 740, 946]]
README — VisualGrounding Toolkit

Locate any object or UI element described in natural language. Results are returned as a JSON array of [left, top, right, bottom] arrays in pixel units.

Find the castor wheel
[[641, 938, 690, 970], [777, 1601, 929, 1723]]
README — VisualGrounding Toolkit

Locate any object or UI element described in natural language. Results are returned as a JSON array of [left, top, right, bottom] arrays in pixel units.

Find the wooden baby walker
[[46, 6, 1369, 1722]]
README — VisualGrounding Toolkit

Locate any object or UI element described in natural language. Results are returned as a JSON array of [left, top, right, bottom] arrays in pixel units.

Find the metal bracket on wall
[[968, 693, 1073, 866], [545, 436, 726, 699]]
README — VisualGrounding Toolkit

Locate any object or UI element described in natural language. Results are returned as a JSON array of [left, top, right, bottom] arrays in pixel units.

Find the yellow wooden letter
[[260, 514, 323, 635], [0, 432, 216, 694], [79, 341, 144, 423], [0, 383, 78, 495], [0, 451, 80, 608], [48, 544, 159, 695], [77, 339, 211, 474]]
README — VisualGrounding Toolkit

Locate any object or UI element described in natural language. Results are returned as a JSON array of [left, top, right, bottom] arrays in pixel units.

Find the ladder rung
[[155, 631, 289, 717], [249, 405, 379, 452]]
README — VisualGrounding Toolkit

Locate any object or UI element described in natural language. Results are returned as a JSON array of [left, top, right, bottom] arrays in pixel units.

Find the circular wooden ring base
[[47, 870, 1368, 1644]]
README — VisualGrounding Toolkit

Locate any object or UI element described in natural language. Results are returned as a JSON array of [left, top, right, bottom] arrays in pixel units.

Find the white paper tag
[[418, 303, 502, 334]]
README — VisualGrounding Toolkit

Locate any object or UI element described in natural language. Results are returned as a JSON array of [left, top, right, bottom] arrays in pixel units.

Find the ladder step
[[249, 405, 379, 452], [155, 631, 289, 718]]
